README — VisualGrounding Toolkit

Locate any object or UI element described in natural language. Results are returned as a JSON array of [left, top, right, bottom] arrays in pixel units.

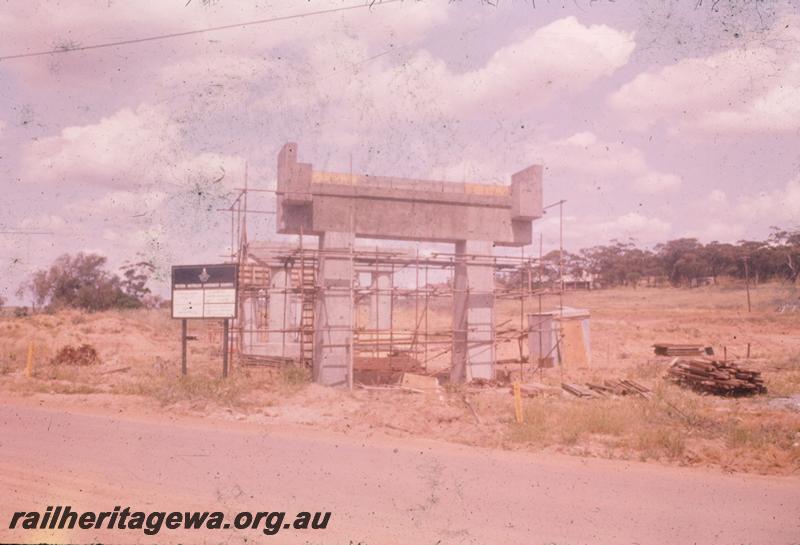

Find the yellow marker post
[[513, 382, 524, 424], [25, 342, 34, 378]]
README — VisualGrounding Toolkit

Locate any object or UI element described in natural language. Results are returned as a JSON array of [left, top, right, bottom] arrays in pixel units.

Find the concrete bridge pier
[[368, 270, 393, 333], [267, 266, 300, 358], [451, 240, 495, 383], [313, 231, 355, 386], [275, 142, 542, 387]]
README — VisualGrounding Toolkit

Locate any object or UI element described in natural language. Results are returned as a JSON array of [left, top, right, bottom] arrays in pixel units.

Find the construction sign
[[171, 264, 238, 319]]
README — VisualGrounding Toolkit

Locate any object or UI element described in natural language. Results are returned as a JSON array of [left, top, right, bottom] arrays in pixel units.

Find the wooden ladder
[[297, 257, 316, 364]]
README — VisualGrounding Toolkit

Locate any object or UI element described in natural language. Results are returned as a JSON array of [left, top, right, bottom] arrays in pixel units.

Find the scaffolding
[[214, 186, 568, 385]]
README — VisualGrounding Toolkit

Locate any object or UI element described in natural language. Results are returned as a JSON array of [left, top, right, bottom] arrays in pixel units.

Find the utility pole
[[559, 200, 565, 295]]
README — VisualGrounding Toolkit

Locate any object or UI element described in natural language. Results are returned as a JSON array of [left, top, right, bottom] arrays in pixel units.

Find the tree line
[[10, 226, 800, 313], [502, 227, 800, 289]]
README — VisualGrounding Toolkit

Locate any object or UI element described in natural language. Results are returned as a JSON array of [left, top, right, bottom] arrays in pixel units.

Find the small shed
[[527, 307, 591, 368]]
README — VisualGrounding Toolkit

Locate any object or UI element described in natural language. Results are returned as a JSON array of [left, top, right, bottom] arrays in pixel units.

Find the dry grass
[[506, 383, 800, 472], [1, 283, 800, 474], [507, 385, 694, 460], [762, 355, 800, 396], [111, 372, 250, 407]]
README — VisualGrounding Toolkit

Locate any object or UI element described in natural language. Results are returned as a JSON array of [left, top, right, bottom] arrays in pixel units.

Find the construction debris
[[586, 379, 652, 399], [470, 378, 507, 388], [562, 379, 652, 399], [354, 354, 423, 385], [51, 344, 100, 367], [561, 383, 597, 398], [100, 366, 131, 375], [511, 382, 563, 397], [654, 343, 714, 357], [666, 358, 767, 396], [400, 372, 440, 391]]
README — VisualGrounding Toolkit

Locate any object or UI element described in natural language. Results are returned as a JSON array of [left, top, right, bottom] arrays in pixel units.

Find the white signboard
[[172, 289, 204, 318], [203, 288, 237, 317], [171, 264, 238, 319]]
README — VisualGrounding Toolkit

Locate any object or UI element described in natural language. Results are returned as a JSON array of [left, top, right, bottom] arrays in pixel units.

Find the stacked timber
[[561, 383, 596, 398], [562, 380, 652, 399], [586, 379, 652, 399], [515, 382, 563, 397], [654, 343, 713, 357], [667, 358, 766, 396]]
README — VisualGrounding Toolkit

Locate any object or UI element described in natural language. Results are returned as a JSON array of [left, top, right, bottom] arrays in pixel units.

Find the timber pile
[[561, 383, 596, 398], [562, 380, 652, 399], [586, 379, 652, 399], [654, 343, 713, 357], [513, 382, 563, 397], [667, 358, 767, 396]]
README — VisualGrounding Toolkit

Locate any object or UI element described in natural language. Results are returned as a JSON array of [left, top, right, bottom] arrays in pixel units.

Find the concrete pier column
[[368, 270, 392, 332], [268, 267, 299, 356], [451, 240, 495, 382], [241, 292, 258, 351], [313, 231, 355, 386]]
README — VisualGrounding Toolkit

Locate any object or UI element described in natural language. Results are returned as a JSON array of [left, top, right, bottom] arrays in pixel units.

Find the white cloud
[[66, 190, 168, 218], [541, 131, 648, 176], [697, 68, 800, 132], [457, 16, 635, 110], [21, 103, 244, 190], [18, 214, 67, 231], [633, 172, 682, 194], [595, 212, 672, 242], [610, 14, 800, 133], [709, 189, 727, 205], [268, 16, 635, 126], [0, 0, 452, 85], [435, 130, 684, 199], [539, 210, 672, 250], [684, 220, 746, 243], [686, 176, 800, 243], [538, 131, 681, 195], [736, 175, 800, 225], [101, 229, 119, 241]]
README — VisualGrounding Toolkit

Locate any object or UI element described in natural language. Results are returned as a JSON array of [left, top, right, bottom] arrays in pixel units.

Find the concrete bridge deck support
[[313, 231, 355, 386], [276, 142, 542, 386], [452, 240, 495, 382], [267, 266, 300, 358], [368, 270, 393, 332]]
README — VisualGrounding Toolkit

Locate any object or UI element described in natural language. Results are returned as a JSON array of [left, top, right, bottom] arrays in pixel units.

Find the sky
[[1, 0, 799, 302]]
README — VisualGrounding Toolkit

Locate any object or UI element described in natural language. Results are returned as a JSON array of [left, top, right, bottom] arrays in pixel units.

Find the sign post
[[172, 263, 238, 377], [181, 319, 188, 376], [222, 318, 229, 378]]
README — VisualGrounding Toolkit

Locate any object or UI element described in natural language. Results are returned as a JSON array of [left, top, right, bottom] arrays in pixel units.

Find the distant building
[[561, 271, 597, 290]]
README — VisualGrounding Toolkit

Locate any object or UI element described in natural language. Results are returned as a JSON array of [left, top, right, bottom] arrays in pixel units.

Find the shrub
[[18, 253, 154, 312]]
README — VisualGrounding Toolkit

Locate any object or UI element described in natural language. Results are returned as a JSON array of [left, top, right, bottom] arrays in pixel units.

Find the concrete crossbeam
[[276, 143, 542, 247]]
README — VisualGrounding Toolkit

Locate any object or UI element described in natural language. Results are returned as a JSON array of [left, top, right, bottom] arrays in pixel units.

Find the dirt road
[[1, 402, 798, 544]]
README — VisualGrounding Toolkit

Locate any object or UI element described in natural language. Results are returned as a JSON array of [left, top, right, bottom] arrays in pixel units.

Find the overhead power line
[[0, 230, 55, 235], [0, 0, 401, 61]]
